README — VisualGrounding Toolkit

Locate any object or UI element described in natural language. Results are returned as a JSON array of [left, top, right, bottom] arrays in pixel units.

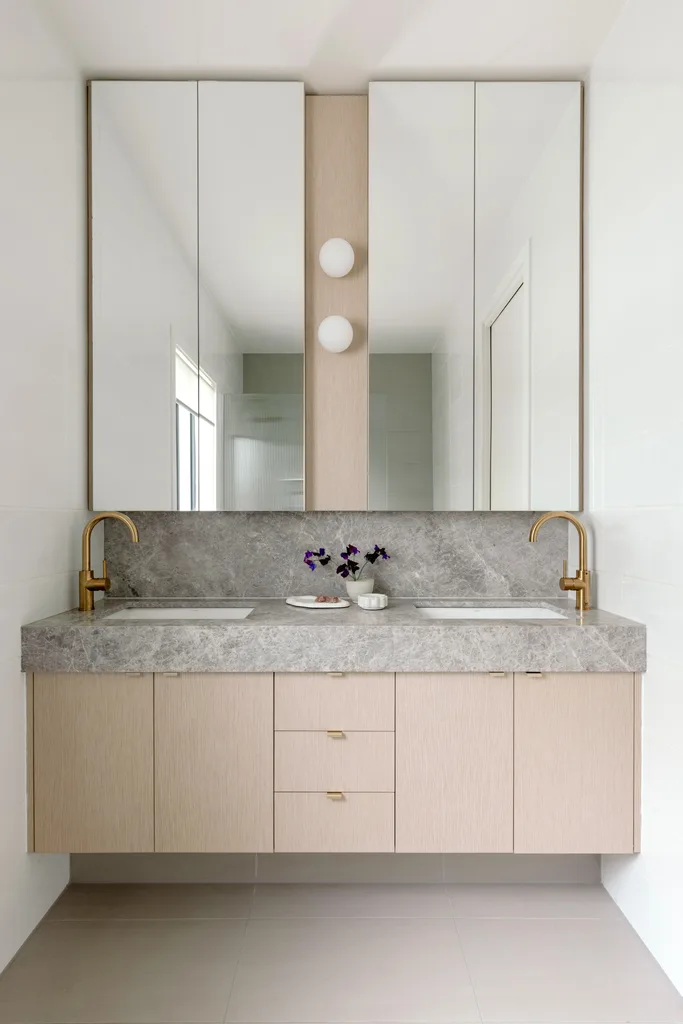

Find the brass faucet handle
[[84, 572, 111, 594], [560, 559, 575, 590], [96, 558, 112, 591]]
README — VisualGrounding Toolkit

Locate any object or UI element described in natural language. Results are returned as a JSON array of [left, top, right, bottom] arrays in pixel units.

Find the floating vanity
[[23, 599, 645, 858]]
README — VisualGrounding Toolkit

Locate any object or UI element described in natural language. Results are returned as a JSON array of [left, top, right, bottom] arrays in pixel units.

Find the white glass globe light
[[319, 238, 355, 278], [317, 315, 353, 353]]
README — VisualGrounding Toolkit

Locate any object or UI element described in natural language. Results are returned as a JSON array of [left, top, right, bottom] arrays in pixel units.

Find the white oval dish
[[357, 593, 388, 611], [286, 596, 351, 610]]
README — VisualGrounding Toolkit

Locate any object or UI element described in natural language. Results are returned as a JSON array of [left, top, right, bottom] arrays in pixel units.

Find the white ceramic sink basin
[[107, 607, 253, 621], [417, 606, 566, 621]]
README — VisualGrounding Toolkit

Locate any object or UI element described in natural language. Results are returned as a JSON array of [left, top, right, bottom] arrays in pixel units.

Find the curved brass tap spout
[[529, 511, 591, 612], [79, 512, 139, 611]]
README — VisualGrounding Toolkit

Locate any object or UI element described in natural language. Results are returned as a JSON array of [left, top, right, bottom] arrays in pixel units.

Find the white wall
[[0, 0, 90, 972], [585, 0, 683, 994]]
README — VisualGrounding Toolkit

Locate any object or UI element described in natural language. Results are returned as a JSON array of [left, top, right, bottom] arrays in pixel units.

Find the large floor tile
[[457, 917, 683, 1023], [252, 883, 453, 919], [226, 917, 480, 1022], [47, 883, 254, 920], [446, 883, 623, 920], [0, 919, 245, 1023]]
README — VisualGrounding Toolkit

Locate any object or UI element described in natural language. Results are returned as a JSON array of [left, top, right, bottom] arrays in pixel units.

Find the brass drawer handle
[[327, 730, 346, 739], [327, 672, 344, 677], [489, 672, 505, 677], [526, 672, 543, 677], [326, 791, 345, 801]]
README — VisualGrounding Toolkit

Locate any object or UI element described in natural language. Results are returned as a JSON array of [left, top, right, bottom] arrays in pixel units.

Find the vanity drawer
[[275, 792, 394, 852], [275, 673, 394, 731], [275, 731, 395, 792]]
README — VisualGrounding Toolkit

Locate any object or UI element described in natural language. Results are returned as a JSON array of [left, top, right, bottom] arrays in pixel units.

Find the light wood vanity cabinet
[[33, 673, 154, 853], [274, 673, 395, 852], [396, 673, 514, 852], [30, 669, 640, 855], [514, 672, 638, 854], [155, 673, 273, 853]]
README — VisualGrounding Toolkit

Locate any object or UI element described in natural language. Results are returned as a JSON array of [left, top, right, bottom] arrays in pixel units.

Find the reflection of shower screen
[[226, 394, 303, 511]]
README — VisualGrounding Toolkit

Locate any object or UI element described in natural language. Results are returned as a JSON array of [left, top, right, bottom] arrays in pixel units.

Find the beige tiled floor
[[0, 883, 681, 1023]]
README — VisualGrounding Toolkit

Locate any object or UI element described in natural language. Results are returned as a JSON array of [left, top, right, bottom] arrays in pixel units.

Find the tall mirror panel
[[91, 81, 304, 511], [91, 82, 198, 511], [198, 82, 304, 511], [368, 82, 475, 511], [474, 82, 581, 511]]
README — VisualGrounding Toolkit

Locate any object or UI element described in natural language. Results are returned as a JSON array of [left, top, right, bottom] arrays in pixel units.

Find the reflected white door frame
[[474, 240, 531, 510]]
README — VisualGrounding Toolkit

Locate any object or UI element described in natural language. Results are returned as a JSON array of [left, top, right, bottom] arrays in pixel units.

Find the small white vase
[[346, 578, 374, 602]]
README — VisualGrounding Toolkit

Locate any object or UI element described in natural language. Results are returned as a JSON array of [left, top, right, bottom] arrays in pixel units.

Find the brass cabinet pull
[[526, 672, 543, 677], [327, 672, 344, 677], [161, 672, 179, 677], [326, 791, 345, 801], [125, 672, 143, 677], [327, 730, 346, 739], [489, 672, 505, 677]]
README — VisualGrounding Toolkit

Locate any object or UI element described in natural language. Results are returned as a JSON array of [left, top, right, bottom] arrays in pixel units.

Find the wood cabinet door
[[514, 673, 636, 853], [396, 673, 513, 852], [33, 672, 154, 853], [155, 673, 273, 852]]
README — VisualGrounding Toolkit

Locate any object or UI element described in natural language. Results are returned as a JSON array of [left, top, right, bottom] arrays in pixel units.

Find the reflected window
[[174, 349, 217, 510]]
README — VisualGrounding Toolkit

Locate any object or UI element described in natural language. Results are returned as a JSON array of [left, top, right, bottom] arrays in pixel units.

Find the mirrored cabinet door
[[474, 82, 581, 511], [368, 81, 581, 512], [91, 82, 198, 511], [198, 82, 304, 512], [90, 81, 304, 511], [368, 82, 475, 511]]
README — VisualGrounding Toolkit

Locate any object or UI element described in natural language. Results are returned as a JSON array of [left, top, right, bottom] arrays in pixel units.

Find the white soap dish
[[358, 593, 388, 610], [286, 596, 350, 610]]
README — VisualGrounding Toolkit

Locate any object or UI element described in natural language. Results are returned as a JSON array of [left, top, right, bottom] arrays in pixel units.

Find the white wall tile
[[587, 0, 683, 995], [0, 0, 87, 974]]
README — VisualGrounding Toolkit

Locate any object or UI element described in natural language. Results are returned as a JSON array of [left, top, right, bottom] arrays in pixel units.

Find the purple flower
[[303, 542, 389, 582]]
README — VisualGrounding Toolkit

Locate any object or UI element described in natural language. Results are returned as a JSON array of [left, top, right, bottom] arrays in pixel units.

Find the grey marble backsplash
[[105, 512, 568, 600]]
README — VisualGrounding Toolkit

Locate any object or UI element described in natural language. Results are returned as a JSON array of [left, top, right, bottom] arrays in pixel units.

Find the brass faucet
[[79, 512, 139, 611], [529, 511, 591, 612]]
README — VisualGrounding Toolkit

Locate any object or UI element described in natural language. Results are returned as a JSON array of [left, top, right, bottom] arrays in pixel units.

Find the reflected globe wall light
[[319, 238, 355, 278], [317, 315, 353, 353]]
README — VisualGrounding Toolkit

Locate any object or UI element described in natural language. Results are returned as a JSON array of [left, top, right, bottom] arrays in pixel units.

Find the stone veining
[[22, 598, 646, 675], [105, 511, 569, 600]]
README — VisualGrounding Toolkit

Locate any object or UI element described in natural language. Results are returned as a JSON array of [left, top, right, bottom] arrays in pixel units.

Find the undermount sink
[[107, 607, 254, 621], [416, 605, 567, 621]]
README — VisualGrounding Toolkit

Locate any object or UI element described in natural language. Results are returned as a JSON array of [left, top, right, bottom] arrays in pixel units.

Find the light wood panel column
[[305, 96, 368, 510]]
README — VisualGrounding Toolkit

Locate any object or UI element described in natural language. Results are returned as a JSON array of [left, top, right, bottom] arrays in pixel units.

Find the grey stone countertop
[[22, 598, 646, 674]]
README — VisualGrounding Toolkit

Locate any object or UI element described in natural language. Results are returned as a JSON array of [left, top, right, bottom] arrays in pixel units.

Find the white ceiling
[[42, 0, 625, 90]]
